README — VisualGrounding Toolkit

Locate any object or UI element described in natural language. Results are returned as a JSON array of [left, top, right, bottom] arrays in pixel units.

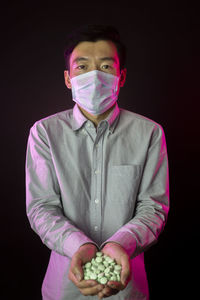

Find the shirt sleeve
[[100, 124, 170, 258], [25, 122, 99, 258]]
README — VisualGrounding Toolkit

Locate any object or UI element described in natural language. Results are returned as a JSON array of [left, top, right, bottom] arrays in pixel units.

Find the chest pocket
[[108, 165, 141, 211]]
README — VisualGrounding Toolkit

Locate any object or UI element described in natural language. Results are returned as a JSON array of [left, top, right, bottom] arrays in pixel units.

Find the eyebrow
[[72, 56, 117, 65], [72, 57, 89, 64], [99, 57, 117, 63]]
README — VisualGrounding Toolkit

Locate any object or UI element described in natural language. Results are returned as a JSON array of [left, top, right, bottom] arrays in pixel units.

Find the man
[[26, 25, 169, 300]]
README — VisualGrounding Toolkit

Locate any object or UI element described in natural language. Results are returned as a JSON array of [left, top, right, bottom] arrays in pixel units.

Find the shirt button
[[95, 198, 99, 204], [94, 170, 99, 174], [94, 226, 98, 231]]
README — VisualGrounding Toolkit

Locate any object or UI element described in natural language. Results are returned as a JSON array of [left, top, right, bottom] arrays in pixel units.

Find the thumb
[[121, 257, 130, 286], [73, 257, 83, 282], [75, 272, 82, 282], [74, 266, 83, 282]]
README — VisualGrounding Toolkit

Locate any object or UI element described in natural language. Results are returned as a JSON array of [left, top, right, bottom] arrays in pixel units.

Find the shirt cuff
[[100, 230, 137, 258], [63, 231, 99, 258]]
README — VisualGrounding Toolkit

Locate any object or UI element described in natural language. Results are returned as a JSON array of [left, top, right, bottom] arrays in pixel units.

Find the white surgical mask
[[70, 70, 120, 115]]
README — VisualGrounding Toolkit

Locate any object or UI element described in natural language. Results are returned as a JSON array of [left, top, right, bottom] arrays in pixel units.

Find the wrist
[[80, 243, 98, 249], [103, 241, 123, 249]]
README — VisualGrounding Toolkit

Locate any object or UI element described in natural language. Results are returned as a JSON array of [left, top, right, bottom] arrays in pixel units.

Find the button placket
[[92, 130, 104, 239]]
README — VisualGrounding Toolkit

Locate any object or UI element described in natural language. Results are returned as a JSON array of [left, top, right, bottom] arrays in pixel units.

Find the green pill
[[103, 261, 109, 267], [104, 267, 111, 273], [90, 273, 97, 280], [98, 264, 105, 271], [97, 272, 104, 279], [85, 262, 91, 269], [110, 275, 117, 281], [95, 269, 101, 275], [83, 252, 122, 283], [100, 277, 108, 284], [114, 265, 122, 271], [96, 257, 103, 263]]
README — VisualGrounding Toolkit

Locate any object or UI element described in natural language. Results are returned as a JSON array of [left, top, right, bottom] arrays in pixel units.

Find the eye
[[101, 64, 110, 69], [76, 65, 86, 70]]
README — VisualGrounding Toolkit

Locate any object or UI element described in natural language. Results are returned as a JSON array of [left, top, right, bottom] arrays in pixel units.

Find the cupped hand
[[68, 243, 105, 296], [97, 242, 131, 299]]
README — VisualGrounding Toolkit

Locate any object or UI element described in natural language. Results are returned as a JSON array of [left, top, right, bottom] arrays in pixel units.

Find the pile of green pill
[[83, 252, 122, 285]]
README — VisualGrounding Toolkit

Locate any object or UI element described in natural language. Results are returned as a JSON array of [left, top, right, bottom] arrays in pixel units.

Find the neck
[[78, 104, 116, 127]]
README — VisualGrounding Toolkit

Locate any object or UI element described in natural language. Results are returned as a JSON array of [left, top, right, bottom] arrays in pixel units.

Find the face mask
[[70, 70, 120, 115]]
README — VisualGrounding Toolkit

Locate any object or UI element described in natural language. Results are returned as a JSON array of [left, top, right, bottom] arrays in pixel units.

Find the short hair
[[64, 24, 126, 71]]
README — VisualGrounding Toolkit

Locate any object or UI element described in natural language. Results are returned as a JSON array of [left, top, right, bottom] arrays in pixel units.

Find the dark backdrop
[[1, 1, 199, 299]]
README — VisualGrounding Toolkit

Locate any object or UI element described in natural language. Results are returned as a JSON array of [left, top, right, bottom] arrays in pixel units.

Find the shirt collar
[[72, 103, 120, 133], [71, 104, 88, 131]]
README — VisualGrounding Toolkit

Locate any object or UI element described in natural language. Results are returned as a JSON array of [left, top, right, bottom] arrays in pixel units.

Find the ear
[[119, 68, 127, 87], [64, 70, 72, 89]]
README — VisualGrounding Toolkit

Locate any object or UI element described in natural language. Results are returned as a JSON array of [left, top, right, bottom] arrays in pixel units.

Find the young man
[[26, 25, 169, 300]]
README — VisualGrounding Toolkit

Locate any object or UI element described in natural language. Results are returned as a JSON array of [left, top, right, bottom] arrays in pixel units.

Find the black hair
[[64, 24, 126, 71]]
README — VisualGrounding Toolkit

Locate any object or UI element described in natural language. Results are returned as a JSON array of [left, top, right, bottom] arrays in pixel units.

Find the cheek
[[70, 68, 83, 77], [114, 66, 121, 77], [111, 69, 118, 76]]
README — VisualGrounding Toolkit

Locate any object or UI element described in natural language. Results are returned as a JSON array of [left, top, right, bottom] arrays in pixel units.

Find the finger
[[68, 255, 84, 285], [98, 286, 119, 298], [68, 269, 82, 286], [98, 292, 103, 299], [76, 280, 98, 289], [98, 289, 111, 299], [100, 286, 112, 296], [98, 291, 104, 300], [79, 284, 104, 296], [73, 259, 84, 282], [69, 268, 98, 289], [107, 280, 124, 291], [120, 257, 131, 285]]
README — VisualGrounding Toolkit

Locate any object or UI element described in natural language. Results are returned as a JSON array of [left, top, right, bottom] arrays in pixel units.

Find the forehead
[[70, 40, 119, 64]]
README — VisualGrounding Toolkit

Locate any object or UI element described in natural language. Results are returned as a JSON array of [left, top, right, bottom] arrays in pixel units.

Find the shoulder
[[119, 108, 163, 131], [119, 108, 167, 149], [118, 108, 166, 144], [30, 108, 74, 133]]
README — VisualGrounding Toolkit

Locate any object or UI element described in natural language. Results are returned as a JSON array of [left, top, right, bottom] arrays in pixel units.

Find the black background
[[1, 1, 199, 299]]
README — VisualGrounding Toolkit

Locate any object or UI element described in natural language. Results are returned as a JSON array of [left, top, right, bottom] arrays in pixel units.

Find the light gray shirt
[[26, 103, 169, 300]]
